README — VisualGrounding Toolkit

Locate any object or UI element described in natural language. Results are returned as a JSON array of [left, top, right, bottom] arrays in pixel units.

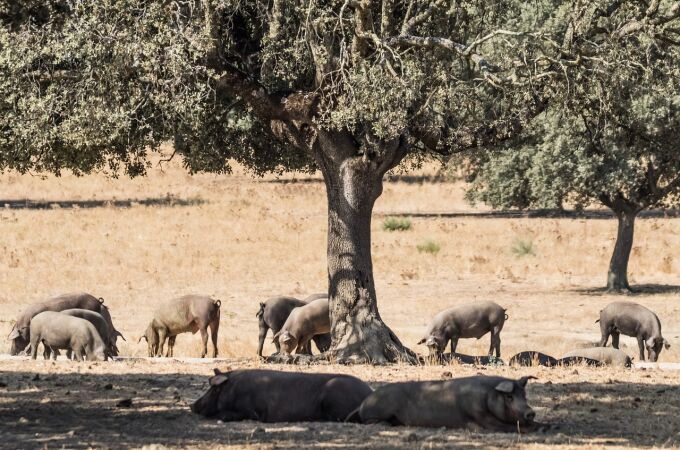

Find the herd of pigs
[[5, 291, 672, 431]]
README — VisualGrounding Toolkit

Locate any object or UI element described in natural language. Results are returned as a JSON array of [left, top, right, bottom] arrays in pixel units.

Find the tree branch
[[351, 0, 375, 59], [381, 0, 395, 36], [386, 35, 504, 84], [213, 71, 317, 122], [412, 93, 549, 155], [400, 0, 446, 35], [616, 2, 680, 37], [463, 30, 541, 56]]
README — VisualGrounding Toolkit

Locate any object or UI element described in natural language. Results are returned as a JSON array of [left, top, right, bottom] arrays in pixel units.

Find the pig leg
[[42, 342, 51, 360], [210, 310, 220, 358], [296, 337, 313, 355], [257, 321, 269, 357], [157, 328, 167, 358], [199, 327, 209, 358], [165, 336, 176, 357], [611, 330, 620, 349], [73, 347, 84, 362], [599, 321, 611, 347], [488, 328, 502, 357], [209, 320, 219, 358], [450, 337, 459, 355], [30, 335, 40, 360], [637, 336, 646, 361]]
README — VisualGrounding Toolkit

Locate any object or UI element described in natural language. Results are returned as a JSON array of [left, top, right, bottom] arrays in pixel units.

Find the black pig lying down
[[509, 351, 558, 367], [347, 376, 538, 432], [509, 351, 604, 368], [192, 369, 373, 423]]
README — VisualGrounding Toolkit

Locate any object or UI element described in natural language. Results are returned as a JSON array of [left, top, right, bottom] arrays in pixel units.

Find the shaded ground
[[0, 197, 204, 210], [1, 359, 679, 449]]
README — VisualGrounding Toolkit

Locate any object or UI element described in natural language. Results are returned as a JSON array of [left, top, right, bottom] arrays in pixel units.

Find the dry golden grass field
[[1, 156, 679, 449]]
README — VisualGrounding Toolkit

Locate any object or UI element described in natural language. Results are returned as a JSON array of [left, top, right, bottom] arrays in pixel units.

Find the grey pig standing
[[8, 292, 109, 355], [191, 368, 372, 422], [347, 375, 536, 431], [60, 309, 121, 358], [139, 295, 221, 358], [272, 298, 330, 355], [597, 301, 669, 362], [418, 301, 507, 357], [256, 294, 331, 357], [29, 311, 106, 361]]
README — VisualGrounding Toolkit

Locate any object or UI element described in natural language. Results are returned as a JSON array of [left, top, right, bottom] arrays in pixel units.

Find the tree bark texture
[[314, 131, 416, 364], [607, 210, 637, 292]]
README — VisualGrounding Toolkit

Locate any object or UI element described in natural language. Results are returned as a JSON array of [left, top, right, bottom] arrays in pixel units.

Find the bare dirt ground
[[1, 156, 680, 449]]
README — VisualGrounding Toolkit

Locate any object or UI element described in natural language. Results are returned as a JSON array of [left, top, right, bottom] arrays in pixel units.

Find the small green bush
[[417, 240, 441, 254], [383, 216, 412, 231], [511, 238, 535, 257]]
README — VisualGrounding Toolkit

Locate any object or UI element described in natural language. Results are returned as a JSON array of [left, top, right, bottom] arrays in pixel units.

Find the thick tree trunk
[[607, 210, 637, 292], [315, 132, 416, 364]]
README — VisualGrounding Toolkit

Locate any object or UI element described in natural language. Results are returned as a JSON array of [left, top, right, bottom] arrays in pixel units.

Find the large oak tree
[[2, 0, 677, 361]]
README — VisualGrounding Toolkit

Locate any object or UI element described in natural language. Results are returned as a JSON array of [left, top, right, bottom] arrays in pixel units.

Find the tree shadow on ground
[[0, 197, 205, 210], [0, 371, 678, 448], [259, 174, 447, 184], [379, 209, 680, 219], [574, 284, 680, 296]]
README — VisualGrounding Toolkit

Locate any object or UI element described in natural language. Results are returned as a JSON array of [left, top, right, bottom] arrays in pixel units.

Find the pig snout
[[512, 400, 536, 425], [424, 336, 444, 355], [191, 391, 217, 417], [10, 336, 29, 356]]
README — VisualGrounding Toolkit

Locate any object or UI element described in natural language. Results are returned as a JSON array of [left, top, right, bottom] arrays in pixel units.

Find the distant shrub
[[417, 240, 441, 255], [511, 238, 535, 257], [383, 216, 412, 231]]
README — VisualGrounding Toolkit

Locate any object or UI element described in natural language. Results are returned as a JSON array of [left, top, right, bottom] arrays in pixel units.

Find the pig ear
[[494, 381, 515, 394], [209, 374, 229, 387], [416, 338, 425, 345], [518, 376, 537, 387], [664, 339, 671, 349], [213, 368, 222, 375]]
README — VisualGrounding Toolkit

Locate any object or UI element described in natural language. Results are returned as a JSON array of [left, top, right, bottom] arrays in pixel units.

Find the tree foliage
[[0, 0, 573, 178], [460, 0, 680, 213]]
